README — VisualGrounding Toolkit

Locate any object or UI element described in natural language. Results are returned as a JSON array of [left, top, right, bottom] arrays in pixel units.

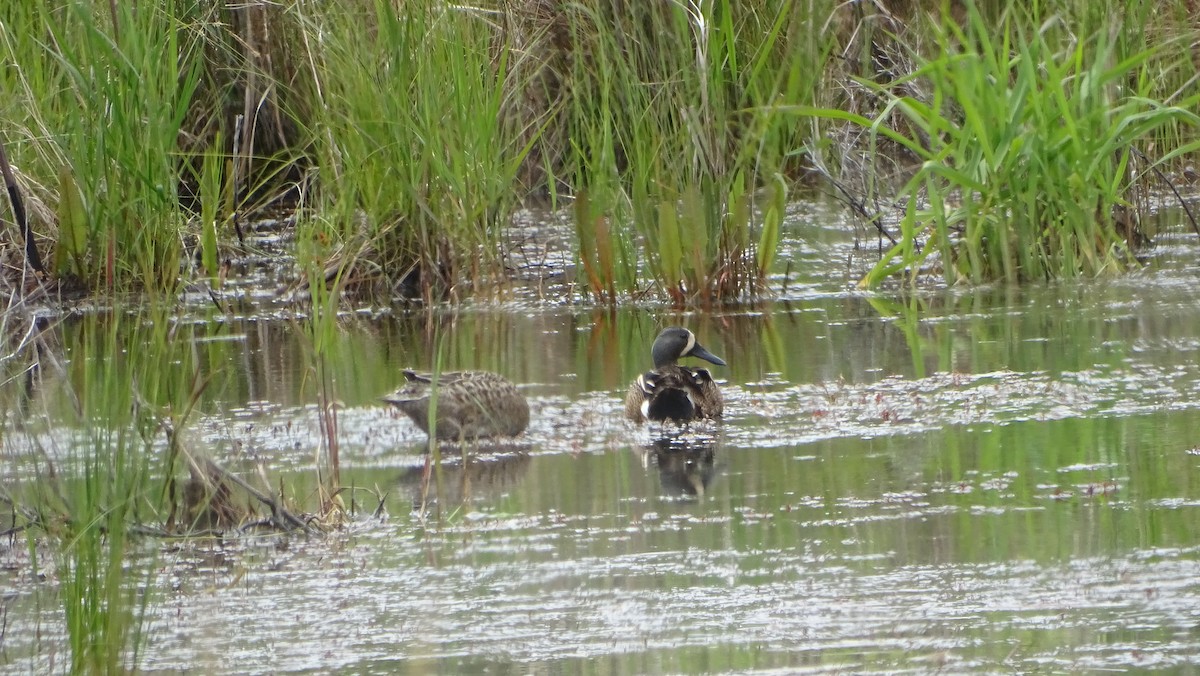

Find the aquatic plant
[[0, 1, 298, 293], [799, 2, 1200, 286], [557, 0, 831, 302], [5, 2, 205, 290], [1, 305, 327, 668], [41, 309, 194, 672], [293, 0, 525, 301], [2, 0, 1200, 300]]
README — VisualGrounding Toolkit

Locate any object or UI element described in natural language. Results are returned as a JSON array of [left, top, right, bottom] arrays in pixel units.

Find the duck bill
[[691, 343, 726, 366]]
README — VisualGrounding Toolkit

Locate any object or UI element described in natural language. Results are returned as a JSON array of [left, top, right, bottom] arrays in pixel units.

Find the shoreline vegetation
[[3, 1, 1200, 669], [0, 0, 1197, 305]]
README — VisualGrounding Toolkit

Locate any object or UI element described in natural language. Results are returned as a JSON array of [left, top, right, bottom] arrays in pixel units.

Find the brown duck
[[625, 328, 726, 424], [383, 370, 529, 441]]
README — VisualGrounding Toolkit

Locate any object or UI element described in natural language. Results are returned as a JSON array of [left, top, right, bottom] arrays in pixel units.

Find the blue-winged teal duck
[[625, 327, 726, 424], [383, 370, 529, 441]]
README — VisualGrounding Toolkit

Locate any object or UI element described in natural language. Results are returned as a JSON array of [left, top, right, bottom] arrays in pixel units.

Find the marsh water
[[5, 200, 1200, 673]]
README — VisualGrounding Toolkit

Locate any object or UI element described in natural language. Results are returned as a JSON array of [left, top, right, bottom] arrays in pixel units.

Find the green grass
[[58, 427, 151, 674], [4, 0, 1200, 297], [9, 307, 203, 671], [1, 0, 842, 301], [37, 2, 203, 289], [292, 0, 525, 299], [797, 1, 1200, 286], [560, 0, 832, 301], [1, 1, 287, 293]]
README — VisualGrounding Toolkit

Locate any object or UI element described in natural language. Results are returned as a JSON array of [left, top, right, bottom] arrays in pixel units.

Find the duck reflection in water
[[395, 451, 532, 512], [641, 435, 719, 499]]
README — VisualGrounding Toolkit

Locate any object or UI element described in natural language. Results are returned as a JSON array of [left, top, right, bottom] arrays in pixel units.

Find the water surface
[[3, 201, 1200, 673]]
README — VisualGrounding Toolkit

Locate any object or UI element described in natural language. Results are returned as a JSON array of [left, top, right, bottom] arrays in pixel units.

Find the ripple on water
[[109, 536, 1200, 672], [7, 210, 1200, 673]]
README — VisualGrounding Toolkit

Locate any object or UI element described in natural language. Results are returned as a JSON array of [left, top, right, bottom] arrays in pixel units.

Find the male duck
[[625, 327, 726, 424], [383, 370, 529, 441]]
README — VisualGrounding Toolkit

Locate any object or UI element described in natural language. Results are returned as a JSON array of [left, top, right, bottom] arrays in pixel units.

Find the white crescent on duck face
[[383, 369, 530, 441], [626, 328, 726, 424]]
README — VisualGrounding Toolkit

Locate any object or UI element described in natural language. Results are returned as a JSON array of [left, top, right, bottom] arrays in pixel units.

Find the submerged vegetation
[[0, 0, 1196, 302]]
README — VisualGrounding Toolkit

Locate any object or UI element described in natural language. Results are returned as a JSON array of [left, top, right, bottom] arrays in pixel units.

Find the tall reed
[[293, 0, 526, 298], [798, 1, 1200, 286], [559, 0, 832, 302], [4, 0, 1200, 302], [32, 2, 204, 289]]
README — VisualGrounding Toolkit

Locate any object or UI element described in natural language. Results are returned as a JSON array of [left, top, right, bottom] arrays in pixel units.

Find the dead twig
[[198, 458, 310, 532], [1131, 147, 1200, 239], [804, 145, 899, 246], [0, 137, 45, 275], [158, 409, 312, 534]]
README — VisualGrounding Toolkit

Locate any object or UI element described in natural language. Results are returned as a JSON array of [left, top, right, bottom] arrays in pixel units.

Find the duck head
[[650, 327, 726, 368]]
